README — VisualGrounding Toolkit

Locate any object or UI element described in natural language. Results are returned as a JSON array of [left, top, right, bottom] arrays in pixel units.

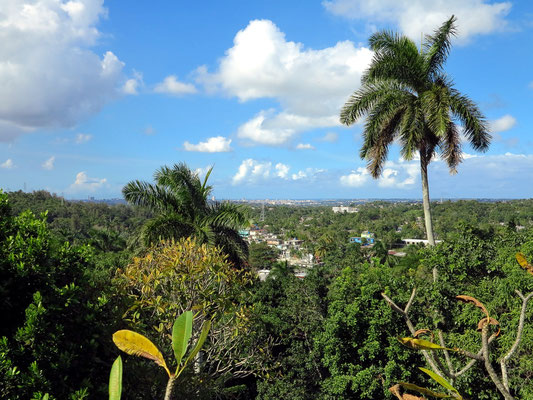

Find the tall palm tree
[[123, 163, 250, 267], [340, 15, 490, 246]]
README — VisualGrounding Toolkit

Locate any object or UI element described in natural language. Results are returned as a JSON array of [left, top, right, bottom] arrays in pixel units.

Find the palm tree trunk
[[420, 155, 438, 282], [420, 156, 435, 246]]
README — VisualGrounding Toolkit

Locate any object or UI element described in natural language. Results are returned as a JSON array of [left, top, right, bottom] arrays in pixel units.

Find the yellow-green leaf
[[398, 337, 454, 351], [419, 367, 461, 398], [172, 311, 193, 368], [109, 356, 122, 400], [112, 330, 170, 377], [516, 252, 533, 275], [399, 382, 455, 398]]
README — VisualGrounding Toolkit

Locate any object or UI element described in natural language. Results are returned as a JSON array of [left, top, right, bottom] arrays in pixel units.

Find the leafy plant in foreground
[[109, 311, 211, 400]]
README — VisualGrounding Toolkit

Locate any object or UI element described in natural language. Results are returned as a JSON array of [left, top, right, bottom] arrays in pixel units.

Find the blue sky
[[1, 0, 532, 199]]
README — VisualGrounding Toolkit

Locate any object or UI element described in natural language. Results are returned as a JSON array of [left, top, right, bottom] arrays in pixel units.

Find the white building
[[332, 206, 358, 214]]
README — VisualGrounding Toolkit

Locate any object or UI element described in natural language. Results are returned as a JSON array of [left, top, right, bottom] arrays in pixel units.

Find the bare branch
[[481, 325, 514, 400], [500, 291, 533, 391], [405, 287, 417, 313], [438, 330, 455, 375]]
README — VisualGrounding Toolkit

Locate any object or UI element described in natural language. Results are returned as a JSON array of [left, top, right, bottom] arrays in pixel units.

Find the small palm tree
[[341, 16, 490, 246], [123, 163, 250, 267]]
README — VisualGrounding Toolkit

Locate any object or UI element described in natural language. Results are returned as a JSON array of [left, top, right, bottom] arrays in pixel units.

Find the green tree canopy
[[122, 163, 250, 267]]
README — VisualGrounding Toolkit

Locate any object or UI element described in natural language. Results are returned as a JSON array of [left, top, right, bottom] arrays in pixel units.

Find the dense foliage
[[1, 190, 532, 399]]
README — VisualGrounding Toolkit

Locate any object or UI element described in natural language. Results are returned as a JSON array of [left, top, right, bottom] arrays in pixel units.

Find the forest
[[1, 189, 532, 399], [2, 15, 532, 400]]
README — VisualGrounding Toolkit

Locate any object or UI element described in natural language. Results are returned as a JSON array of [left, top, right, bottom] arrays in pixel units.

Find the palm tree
[[340, 16, 490, 246], [123, 163, 250, 267]]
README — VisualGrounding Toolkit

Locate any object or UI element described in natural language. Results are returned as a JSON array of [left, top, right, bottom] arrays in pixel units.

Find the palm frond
[[439, 121, 462, 173], [448, 89, 490, 151], [122, 180, 180, 213], [363, 32, 424, 89], [142, 213, 194, 246], [423, 15, 457, 77], [421, 83, 451, 138], [341, 79, 413, 125]]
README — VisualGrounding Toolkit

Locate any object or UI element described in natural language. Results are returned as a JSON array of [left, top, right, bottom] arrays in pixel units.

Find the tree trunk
[[420, 155, 437, 281], [420, 156, 435, 246]]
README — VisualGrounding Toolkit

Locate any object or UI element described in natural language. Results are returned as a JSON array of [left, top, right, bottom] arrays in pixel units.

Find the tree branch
[[481, 325, 514, 400], [500, 291, 533, 392]]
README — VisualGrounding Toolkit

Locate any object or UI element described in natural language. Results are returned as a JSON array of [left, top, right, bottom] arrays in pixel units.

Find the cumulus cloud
[[42, 156, 55, 170], [291, 168, 325, 181], [69, 171, 107, 192], [75, 133, 93, 144], [489, 114, 516, 133], [377, 161, 418, 188], [340, 167, 369, 187], [323, 0, 511, 42], [296, 143, 315, 150], [154, 75, 197, 96], [0, 0, 126, 141], [122, 71, 143, 95], [340, 159, 419, 188], [275, 163, 290, 179], [232, 159, 272, 184], [197, 19, 373, 145], [183, 136, 232, 152], [1, 159, 14, 169]]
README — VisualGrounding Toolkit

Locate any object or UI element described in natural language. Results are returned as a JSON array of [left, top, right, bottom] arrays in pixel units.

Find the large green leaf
[[419, 368, 461, 399], [172, 311, 193, 368], [109, 356, 123, 400], [184, 319, 211, 368]]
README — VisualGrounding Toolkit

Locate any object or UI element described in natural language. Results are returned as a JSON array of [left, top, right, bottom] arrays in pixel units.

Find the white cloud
[[291, 168, 325, 181], [0, 0, 126, 141], [323, 0, 511, 42], [232, 159, 272, 184], [292, 170, 307, 180], [319, 132, 339, 142], [377, 161, 418, 188], [154, 75, 197, 96], [489, 114, 516, 133], [69, 171, 107, 192], [197, 19, 373, 145], [340, 167, 369, 187], [42, 156, 55, 170], [75, 133, 93, 144], [122, 71, 143, 95], [1, 158, 14, 169], [183, 136, 232, 152], [296, 143, 315, 150], [275, 163, 290, 179]]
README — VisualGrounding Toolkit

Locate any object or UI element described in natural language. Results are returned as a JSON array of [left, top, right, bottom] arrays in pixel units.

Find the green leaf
[[184, 320, 211, 368], [172, 311, 193, 368], [398, 382, 454, 398], [419, 368, 461, 398], [109, 356, 123, 400]]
